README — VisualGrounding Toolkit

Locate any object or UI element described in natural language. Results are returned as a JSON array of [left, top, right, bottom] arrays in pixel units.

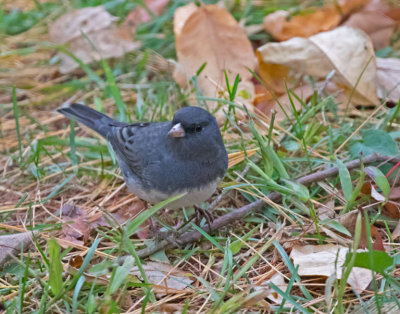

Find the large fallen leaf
[[376, 57, 400, 102], [174, 4, 256, 115], [258, 26, 379, 106], [263, 0, 369, 41], [49, 6, 140, 73], [290, 244, 372, 293], [0, 232, 34, 266], [343, 0, 400, 50]]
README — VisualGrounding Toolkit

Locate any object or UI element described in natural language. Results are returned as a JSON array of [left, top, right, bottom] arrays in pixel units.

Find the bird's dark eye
[[187, 123, 202, 133]]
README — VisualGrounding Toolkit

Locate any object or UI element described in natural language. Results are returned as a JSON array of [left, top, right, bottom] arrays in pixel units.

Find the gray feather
[[57, 103, 118, 138]]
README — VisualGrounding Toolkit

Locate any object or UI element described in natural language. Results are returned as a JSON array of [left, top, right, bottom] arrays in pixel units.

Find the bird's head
[[167, 107, 225, 159]]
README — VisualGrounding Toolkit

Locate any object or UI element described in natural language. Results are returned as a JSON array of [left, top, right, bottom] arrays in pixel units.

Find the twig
[[135, 154, 398, 258]]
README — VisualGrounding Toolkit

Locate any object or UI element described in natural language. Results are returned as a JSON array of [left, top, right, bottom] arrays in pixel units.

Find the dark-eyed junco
[[57, 104, 228, 209]]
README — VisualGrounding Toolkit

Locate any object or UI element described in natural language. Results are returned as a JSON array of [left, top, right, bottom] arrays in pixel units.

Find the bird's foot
[[194, 205, 215, 233], [156, 229, 184, 248], [149, 218, 184, 248]]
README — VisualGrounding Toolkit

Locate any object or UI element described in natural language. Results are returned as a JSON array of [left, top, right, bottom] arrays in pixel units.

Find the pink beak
[[168, 123, 185, 138]]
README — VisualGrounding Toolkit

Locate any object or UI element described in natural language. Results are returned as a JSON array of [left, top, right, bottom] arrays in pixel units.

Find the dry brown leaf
[[361, 181, 372, 195], [173, 2, 198, 37], [382, 201, 400, 219], [0, 231, 34, 266], [263, 0, 369, 41], [174, 4, 256, 116], [372, 229, 385, 251], [361, 181, 386, 202], [60, 204, 91, 247], [339, 210, 381, 249], [49, 6, 117, 44], [343, 0, 400, 50], [49, 6, 140, 73], [69, 255, 84, 268], [290, 244, 372, 293], [376, 57, 400, 103], [257, 26, 379, 107]]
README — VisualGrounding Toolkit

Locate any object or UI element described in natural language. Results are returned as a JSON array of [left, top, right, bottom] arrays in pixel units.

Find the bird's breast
[[125, 176, 222, 209]]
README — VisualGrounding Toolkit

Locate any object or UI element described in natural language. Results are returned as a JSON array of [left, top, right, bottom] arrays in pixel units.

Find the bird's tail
[[57, 103, 116, 138]]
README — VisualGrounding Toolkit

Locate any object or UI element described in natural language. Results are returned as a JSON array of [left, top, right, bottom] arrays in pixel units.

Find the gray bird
[[57, 104, 228, 210]]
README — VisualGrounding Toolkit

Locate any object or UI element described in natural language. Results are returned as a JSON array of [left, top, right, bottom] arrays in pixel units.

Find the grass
[[1, 0, 400, 313]]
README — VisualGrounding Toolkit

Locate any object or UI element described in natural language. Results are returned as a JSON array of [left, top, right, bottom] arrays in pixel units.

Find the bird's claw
[[194, 205, 214, 233]]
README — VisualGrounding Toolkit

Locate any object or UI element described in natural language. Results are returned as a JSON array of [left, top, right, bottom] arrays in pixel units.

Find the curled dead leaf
[[263, 0, 369, 41], [257, 26, 379, 108]]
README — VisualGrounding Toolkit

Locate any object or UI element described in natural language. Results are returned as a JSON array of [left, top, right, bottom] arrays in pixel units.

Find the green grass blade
[[48, 238, 63, 296], [125, 193, 184, 236], [12, 86, 23, 163]]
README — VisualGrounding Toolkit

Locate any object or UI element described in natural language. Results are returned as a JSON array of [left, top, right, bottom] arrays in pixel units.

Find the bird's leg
[[194, 205, 214, 233], [163, 230, 184, 248], [148, 214, 184, 248], [151, 227, 184, 248], [149, 217, 159, 237], [144, 201, 161, 238]]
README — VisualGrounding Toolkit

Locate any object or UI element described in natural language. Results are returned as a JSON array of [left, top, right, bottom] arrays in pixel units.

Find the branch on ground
[[130, 154, 399, 259]]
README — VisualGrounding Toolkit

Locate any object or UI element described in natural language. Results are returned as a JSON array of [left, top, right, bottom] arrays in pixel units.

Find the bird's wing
[[108, 121, 170, 181]]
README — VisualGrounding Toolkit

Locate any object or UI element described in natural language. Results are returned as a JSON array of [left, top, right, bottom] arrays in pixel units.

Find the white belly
[[125, 177, 221, 209]]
